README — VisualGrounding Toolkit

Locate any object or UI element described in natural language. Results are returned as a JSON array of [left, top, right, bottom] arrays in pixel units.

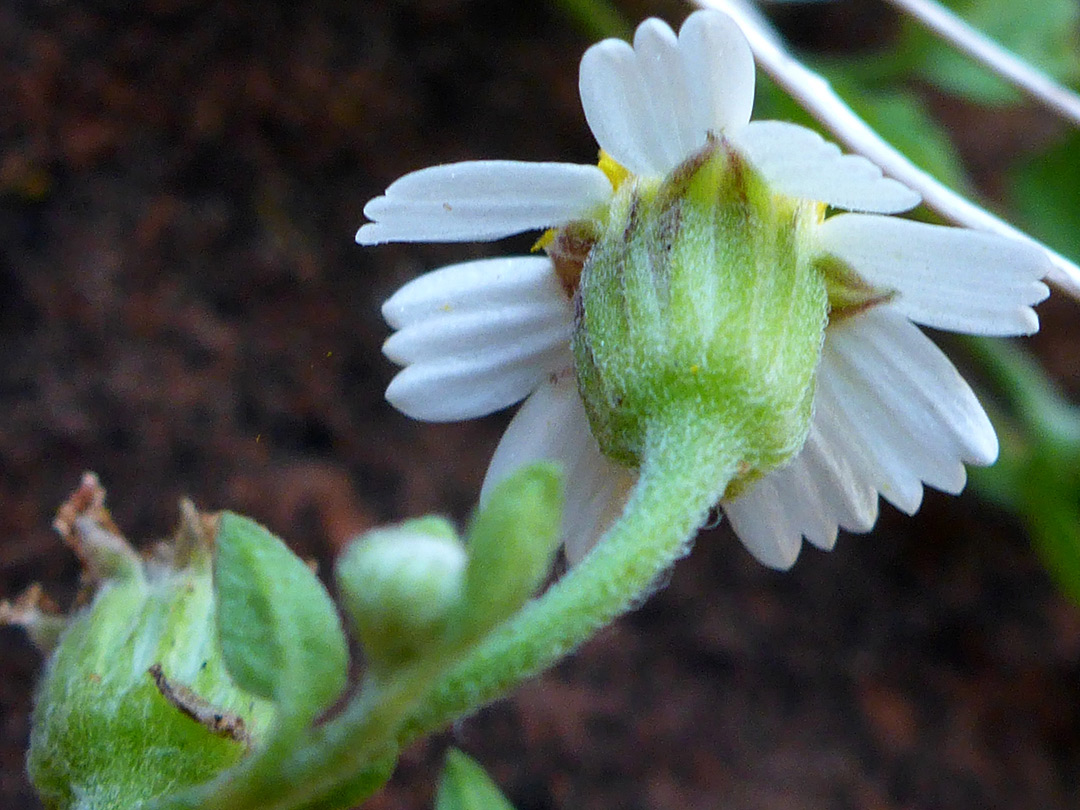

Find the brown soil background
[[3, 1, 1080, 808]]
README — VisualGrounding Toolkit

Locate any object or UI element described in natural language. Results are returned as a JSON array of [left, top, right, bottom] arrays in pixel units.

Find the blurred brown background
[[2, 1, 1079, 808]]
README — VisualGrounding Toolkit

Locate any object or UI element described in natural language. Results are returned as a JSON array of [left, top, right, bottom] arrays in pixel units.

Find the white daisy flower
[[360, 10, 1050, 570]]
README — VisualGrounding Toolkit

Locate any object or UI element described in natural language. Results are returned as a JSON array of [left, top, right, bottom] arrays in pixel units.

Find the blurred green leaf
[[968, 423, 1027, 515], [902, 0, 1080, 105], [1020, 458, 1080, 606], [1009, 131, 1080, 265], [753, 73, 819, 127], [965, 338, 1080, 608], [549, 0, 631, 41], [435, 750, 516, 810], [828, 66, 973, 192], [756, 52, 972, 193]]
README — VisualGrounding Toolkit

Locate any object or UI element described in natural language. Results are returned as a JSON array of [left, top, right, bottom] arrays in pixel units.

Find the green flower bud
[[572, 137, 829, 489], [336, 517, 468, 669], [21, 478, 275, 810]]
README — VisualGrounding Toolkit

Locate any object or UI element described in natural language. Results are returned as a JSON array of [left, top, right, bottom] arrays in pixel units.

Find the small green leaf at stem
[[213, 512, 348, 721], [460, 464, 563, 635], [435, 750, 517, 810]]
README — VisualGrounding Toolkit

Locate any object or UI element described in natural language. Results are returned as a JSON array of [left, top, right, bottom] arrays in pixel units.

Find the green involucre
[[573, 137, 829, 491]]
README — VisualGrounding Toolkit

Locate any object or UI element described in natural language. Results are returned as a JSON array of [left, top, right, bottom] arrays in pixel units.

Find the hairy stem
[[153, 405, 741, 810], [394, 406, 743, 747]]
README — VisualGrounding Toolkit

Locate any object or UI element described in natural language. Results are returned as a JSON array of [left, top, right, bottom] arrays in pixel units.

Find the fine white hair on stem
[[885, 0, 1080, 128], [695, 0, 1080, 299]]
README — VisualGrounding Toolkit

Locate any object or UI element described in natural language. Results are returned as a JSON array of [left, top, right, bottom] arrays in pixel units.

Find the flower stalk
[[394, 404, 744, 745], [149, 414, 742, 810]]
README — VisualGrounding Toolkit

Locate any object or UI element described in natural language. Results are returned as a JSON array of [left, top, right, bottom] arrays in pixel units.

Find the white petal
[[578, 11, 755, 177], [382, 257, 574, 421], [728, 121, 921, 213], [817, 307, 997, 514], [817, 214, 1050, 335], [814, 365, 922, 516], [632, 19, 699, 168], [384, 306, 572, 366], [579, 37, 681, 176], [679, 10, 756, 137], [357, 161, 612, 244], [723, 415, 881, 568], [381, 256, 572, 363], [561, 459, 636, 566], [385, 346, 569, 423], [382, 256, 564, 329], [723, 474, 805, 570], [800, 410, 881, 538], [481, 370, 635, 564]]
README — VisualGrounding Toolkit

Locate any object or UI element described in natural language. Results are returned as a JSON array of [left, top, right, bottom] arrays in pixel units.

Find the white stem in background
[[885, 0, 1080, 128], [696, 0, 1080, 298]]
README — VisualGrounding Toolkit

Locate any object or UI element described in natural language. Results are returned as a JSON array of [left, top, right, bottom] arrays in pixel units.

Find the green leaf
[[435, 750, 516, 810], [213, 512, 348, 720], [903, 0, 1080, 105], [1009, 131, 1080, 266], [461, 464, 563, 634]]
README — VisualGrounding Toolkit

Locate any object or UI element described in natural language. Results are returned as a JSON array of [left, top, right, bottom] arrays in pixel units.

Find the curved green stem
[[153, 407, 741, 810], [395, 407, 743, 747]]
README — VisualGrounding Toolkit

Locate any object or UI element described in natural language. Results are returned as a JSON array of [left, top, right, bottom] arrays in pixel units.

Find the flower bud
[[20, 478, 275, 810], [572, 138, 829, 488], [336, 517, 468, 669]]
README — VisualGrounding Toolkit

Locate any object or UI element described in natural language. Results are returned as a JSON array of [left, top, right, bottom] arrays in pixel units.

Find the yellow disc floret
[[597, 149, 631, 191]]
